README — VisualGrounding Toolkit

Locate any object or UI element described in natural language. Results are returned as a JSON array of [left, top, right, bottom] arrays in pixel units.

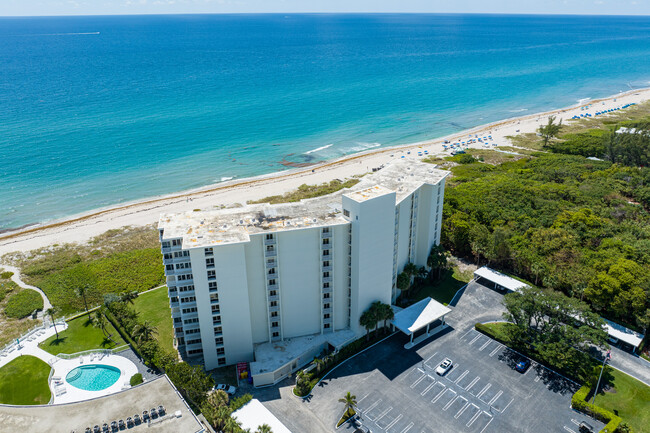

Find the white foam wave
[[29, 32, 101, 36], [349, 142, 381, 152], [577, 97, 592, 104], [304, 143, 333, 155], [220, 176, 235, 182], [508, 108, 528, 113]]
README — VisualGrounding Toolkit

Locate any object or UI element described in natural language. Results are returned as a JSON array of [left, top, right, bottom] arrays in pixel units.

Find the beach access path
[[1, 88, 649, 258], [2, 264, 52, 312]]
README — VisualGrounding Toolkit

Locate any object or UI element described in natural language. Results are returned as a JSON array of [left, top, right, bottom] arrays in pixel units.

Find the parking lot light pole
[[592, 350, 611, 405]]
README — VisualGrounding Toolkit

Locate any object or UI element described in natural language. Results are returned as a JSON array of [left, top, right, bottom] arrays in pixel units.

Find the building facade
[[158, 161, 448, 384]]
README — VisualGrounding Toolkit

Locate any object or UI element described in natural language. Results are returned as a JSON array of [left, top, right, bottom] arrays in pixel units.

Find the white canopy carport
[[604, 319, 644, 350], [473, 266, 528, 292], [392, 297, 451, 349]]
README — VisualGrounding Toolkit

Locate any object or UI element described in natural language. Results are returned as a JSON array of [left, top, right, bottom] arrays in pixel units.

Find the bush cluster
[[130, 373, 143, 386], [571, 385, 628, 433], [0, 271, 14, 280], [4, 290, 43, 319]]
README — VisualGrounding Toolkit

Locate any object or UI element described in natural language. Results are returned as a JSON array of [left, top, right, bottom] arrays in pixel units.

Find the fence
[[49, 345, 130, 365], [0, 319, 66, 355]]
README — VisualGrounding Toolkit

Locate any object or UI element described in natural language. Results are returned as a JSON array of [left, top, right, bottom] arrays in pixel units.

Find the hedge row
[[103, 308, 145, 361], [571, 386, 626, 433]]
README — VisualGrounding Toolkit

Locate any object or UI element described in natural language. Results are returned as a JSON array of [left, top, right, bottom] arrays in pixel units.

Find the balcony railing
[[322, 286, 333, 294], [267, 283, 278, 291], [321, 231, 332, 239], [268, 294, 279, 302], [264, 250, 277, 258], [264, 238, 276, 246], [322, 276, 332, 283], [322, 265, 332, 272]]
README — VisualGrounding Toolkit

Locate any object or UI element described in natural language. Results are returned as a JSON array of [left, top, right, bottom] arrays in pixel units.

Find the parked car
[[436, 358, 453, 376], [214, 384, 237, 395], [515, 358, 531, 373], [578, 421, 594, 433]]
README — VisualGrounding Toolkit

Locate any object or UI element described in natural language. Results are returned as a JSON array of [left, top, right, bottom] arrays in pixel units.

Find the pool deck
[[0, 321, 139, 404]]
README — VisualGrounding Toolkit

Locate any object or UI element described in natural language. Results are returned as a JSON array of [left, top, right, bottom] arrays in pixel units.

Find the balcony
[[185, 341, 203, 351], [321, 253, 331, 260], [264, 250, 277, 258], [266, 272, 278, 280], [321, 231, 331, 239], [209, 286, 218, 293], [322, 265, 332, 272], [322, 276, 332, 283], [268, 294, 279, 303], [267, 283, 278, 291], [268, 304, 280, 313], [322, 307, 332, 314], [170, 299, 179, 308], [210, 298, 219, 305], [323, 317, 333, 324], [264, 238, 276, 246], [322, 286, 333, 294]]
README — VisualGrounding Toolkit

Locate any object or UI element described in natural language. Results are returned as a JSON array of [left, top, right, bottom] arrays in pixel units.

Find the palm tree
[[76, 285, 90, 312], [46, 307, 59, 339], [92, 309, 116, 344], [223, 416, 241, 433], [338, 391, 357, 417], [427, 245, 448, 280], [359, 310, 375, 341], [369, 301, 383, 334], [255, 424, 273, 433], [133, 321, 157, 345], [209, 406, 232, 431], [313, 357, 326, 374], [402, 262, 418, 296], [207, 389, 229, 408], [120, 291, 139, 305], [378, 303, 394, 332]]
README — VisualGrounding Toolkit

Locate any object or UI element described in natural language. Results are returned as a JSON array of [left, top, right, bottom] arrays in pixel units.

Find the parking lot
[[297, 282, 605, 433]]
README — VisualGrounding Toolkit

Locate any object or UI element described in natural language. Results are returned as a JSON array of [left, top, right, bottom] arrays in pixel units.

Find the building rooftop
[[159, 160, 449, 248], [0, 375, 204, 433], [250, 329, 356, 377]]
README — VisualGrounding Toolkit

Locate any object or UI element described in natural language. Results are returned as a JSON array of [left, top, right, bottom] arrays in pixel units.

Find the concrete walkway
[[2, 264, 52, 311]]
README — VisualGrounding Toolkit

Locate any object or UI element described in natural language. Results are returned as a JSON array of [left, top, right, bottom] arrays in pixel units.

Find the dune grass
[[0, 355, 51, 405], [39, 312, 125, 355], [248, 178, 362, 204], [0, 277, 37, 348], [132, 286, 175, 355]]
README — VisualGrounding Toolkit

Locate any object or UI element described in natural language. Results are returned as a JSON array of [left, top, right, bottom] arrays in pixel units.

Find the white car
[[435, 358, 453, 376], [214, 384, 237, 395]]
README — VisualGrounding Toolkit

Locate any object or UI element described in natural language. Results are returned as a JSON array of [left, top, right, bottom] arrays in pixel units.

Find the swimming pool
[[65, 364, 122, 391]]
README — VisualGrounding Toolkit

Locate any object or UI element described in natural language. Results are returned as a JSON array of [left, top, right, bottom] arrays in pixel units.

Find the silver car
[[436, 358, 453, 375]]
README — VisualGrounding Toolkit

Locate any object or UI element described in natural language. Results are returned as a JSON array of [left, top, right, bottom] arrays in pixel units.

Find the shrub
[[130, 373, 143, 386], [229, 393, 252, 412], [4, 290, 43, 318], [571, 385, 624, 433], [0, 271, 14, 279]]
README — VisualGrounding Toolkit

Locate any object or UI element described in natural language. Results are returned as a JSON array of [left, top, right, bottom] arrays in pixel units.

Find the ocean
[[2, 13, 650, 230]]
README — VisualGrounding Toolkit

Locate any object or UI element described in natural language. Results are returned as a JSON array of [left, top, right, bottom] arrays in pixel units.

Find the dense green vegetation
[[6, 227, 165, 315], [39, 312, 125, 355], [591, 369, 650, 433], [413, 266, 472, 305], [0, 355, 51, 405], [442, 151, 650, 329], [0, 277, 35, 347], [248, 178, 361, 204], [4, 290, 43, 319], [132, 286, 175, 355]]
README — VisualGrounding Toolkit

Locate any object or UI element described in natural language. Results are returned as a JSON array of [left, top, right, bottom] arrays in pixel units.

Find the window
[[323, 249, 330, 256], [323, 282, 330, 288], [172, 239, 181, 246], [323, 303, 330, 309], [218, 358, 227, 366], [215, 337, 224, 345], [269, 290, 277, 297], [204, 247, 213, 256], [212, 315, 221, 324], [272, 332, 280, 338], [270, 301, 278, 307], [170, 296, 179, 304], [174, 250, 189, 258], [180, 296, 196, 303], [269, 279, 276, 286], [164, 253, 173, 260], [207, 270, 216, 280], [179, 285, 194, 292], [166, 264, 174, 271], [324, 323, 331, 329], [184, 317, 199, 325], [322, 238, 330, 245], [210, 293, 219, 303], [323, 260, 330, 267], [323, 293, 331, 299], [323, 271, 330, 278], [177, 273, 193, 281], [268, 268, 276, 275], [174, 318, 182, 324], [175, 262, 191, 270], [323, 227, 329, 233], [186, 328, 200, 335], [182, 307, 197, 314], [214, 326, 222, 334], [343, 209, 350, 217], [211, 305, 220, 313], [162, 241, 171, 248], [188, 349, 203, 355], [187, 338, 202, 345], [206, 258, 215, 268], [271, 311, 278, 317], [324, 313, 330, 319], [208, 281, 218, 291], [271, 321, 279, 328], [266, 234, 273, 240], [266, 245, 274, 251], [217, 348, 225, 355]]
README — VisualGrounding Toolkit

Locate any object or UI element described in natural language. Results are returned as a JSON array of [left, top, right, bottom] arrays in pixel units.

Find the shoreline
[[1, 86, 649, 256]]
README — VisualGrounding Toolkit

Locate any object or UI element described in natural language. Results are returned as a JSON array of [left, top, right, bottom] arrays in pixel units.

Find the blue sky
[[2, 0, 649, 16]]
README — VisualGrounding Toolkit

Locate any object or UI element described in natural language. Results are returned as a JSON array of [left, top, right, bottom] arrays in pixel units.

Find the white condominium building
[[158, 160, 449, 386]]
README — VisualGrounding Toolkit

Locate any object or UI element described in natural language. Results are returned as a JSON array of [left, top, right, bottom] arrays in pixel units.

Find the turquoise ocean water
[[1, 14, 650, 229]]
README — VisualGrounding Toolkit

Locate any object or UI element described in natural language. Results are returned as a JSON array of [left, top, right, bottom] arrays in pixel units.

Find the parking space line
[[400, 422, 414, 433], [571, 419, 580, 426], [357, 393, 370, 407], [411, 374, 426, 388], [563, 427, 577, 433], [489, 344, 503, 357], [500, 397, 514, 414], [454, 370, 469, 384], [454, 401, 471, 419], [423, 352, 438, 365], [443, 395, 466, 411], [430, 385, 447, 403], [469, 334, 481, 345], [372, 406, 393, 422], [466, 409, 482, 427], [476, 384, 491, 399], [465, 376, 480, 391], [480, 417, 494, 433], [534, 374, 541, 382], [421, 380, 436, 396], [479, 340, 491, 351], [461, 328, 475, 340], [488, 390, 503, 406], [385, 414, 403, 431], [362, 399, 381, 416]]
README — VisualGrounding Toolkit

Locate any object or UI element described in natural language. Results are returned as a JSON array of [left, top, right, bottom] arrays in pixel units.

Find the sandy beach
[[1, 87, 649, 258]]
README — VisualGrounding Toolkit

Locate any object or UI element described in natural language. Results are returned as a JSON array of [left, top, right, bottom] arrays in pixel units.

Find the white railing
[[50, 345, 130, 364]]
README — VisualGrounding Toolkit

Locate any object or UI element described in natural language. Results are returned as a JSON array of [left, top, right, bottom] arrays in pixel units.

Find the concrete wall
[[332, 224, 350, 330], [245, 236, 269, 345]]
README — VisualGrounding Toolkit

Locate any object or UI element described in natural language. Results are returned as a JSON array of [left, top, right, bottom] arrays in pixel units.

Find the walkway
[[0, 321, 140, 405], [2, 264, 52, 312]]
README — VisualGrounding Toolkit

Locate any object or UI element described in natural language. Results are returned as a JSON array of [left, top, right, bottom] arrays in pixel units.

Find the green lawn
[[593, 369, 650, 433], [39, 312, 125, 355], [0, 355, 51, 405], [132, 286, 175, 355], [414, 266, 472, 305]]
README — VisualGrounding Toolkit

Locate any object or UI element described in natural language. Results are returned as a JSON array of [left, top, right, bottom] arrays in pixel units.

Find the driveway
[[254, 282, 610, 432]]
